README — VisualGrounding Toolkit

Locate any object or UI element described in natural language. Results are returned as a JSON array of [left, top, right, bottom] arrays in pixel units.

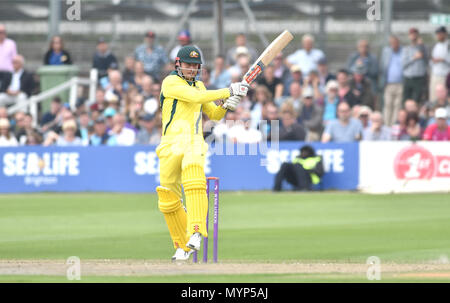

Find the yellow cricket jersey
[[159, 72, 230, 139]]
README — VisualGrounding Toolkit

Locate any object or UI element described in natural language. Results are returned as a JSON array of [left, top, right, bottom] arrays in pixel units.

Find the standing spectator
[[422, 108, 450, 141], [322, 80, 340, 125], [44, 36, 72, 65], [380, 35, 404, 126], [346, 39, 378, 88], [350, 64, 375, 109], [279, 103, 306, 141], [0, 55, 34, 106], [297, 86, 323, 141], [317, 57, 335, 93], [226, 33, 257, 67], [286, 34, 325, 77], [429, 26, 450, 102], [336, 69, 359, 107], [391, 109, 408, 140], [110, 113, 135, 146], [0, 118, 18, 146], [92, 37, 118, 79], [89, 116, 117, 146], [210, 55, 231, 89], [321, 102, 363, 143], [257, 65, 283, 101], [134, 31, 168, 81], [402, 28, 427, 103], [362, 111, 391, 141], [0, 24, 17, 72], [135, 113, 158, 145]]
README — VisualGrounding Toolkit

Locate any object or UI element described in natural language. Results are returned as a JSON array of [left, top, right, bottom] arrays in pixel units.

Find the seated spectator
[[423, 83, 450, 118], [422, 108, 450, 141], [0, 106, 7, 119], [358, 105, 372, 130], [128, 94, 145, 128], [210, 55, 231, 89], [258, 102, 279, 141], [41, 96, 62, 130], [297, 86, 323, 141], [226, 33, 257, 67], [391, 109, 408, 140], [279, 103, 306, 141], [44, 36, 72, 65], [78, 111, 91, 145], [317, 57, 335, 93], [0, 24, 17, 73], [201, 67, 216, 90], [273, 52, 290, 84], [0, 118, 18, 146], [321, 102, 363, 142], [227, 110, 262, 144], [136, 113, 159, 145], [133, 61, 147, 91], [350, 64, 375, 109], [104, 90, 120, 112], [282, 64, 303, 96], [403, 112, 422, 141], [89, 116, 117, 146], [89, 89, 107, 113], [103, 107, 116, 130], [16, 113, 37, 145], [337, 69, 359, 107], [228, 47, 251, 80], [110, 113, 135, 146], [122, 55, 135, 85], [273, 145, 324, 191], [404, 99, 427, 128], [257, 65, 283, 101], [134, 31, 168, 81], [101, 69, 124, 100], [12, 110, 25, 139], [0, 55, 34, 107], [346, 39, 378, 89], [44, 120, 82, 146], [282, 81, 302, 110], [250, 85, 272, 129], [363, 111, 391, 141], [24, 130, 43, 145], [93, 37, 118, 79], [322, 80, 340, 125], [285, 34, 325, 77]]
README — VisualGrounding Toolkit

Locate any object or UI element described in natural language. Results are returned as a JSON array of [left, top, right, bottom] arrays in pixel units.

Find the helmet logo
[[189, 51, 199, 58]]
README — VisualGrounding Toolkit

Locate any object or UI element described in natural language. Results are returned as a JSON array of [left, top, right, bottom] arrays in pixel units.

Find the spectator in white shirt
[[110, 113, 136, 146], [285, 34, 325, 77], [0, 118, 18, 146], [227, 111, 262, 144], [429, 26, 450, 102]]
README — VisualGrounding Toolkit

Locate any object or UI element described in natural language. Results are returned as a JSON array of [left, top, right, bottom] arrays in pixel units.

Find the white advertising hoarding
[[359, 141, 450, 193]]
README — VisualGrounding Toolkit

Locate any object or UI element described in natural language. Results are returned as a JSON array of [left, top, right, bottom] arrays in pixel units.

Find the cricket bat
[[242, 30, 294, 85]]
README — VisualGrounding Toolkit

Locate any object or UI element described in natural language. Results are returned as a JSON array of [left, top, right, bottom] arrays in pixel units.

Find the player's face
[[180, 62, 200, 80]]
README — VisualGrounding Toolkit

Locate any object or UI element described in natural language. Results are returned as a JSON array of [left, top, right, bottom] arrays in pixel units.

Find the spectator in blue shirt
[[89, 116, 117, 146], [43, 36, 72, 65], [322, 80, 340, 125], [321, 101, 363, 142], [134, 31, 168, 81], [210, 55, 231, 88]]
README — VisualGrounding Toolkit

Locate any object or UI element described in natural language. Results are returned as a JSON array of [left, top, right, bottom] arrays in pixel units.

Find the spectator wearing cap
[[109, 113, 135, 146], [429, 26, 450, 102], [0, 54, 34, 107], [93, 37, 119, 80], [89, 116, 117, 146], [297, 86, 323, 141], [402, 28, 428, 103], [423, 108, 450, 141], [169, 30, 204, 63], [135, 113, 159, 145], [336, 69, 359, 107], [0, 24, 17, 73], [350, 64, 375, 109], [286, 34, 325, 77], [226, 33, 257, 67], [0, 118, 18, 146], [362, 111, 391, 141], [44, 36, 72, 65], [257, 65, 284, 101], [380, 35, 404, 126], [282, 64, 303, 96], [317, 57, 335, 93], [321, 102, 363, 143], [103, 107, 117, 130], [357, 105, 372, 130], [322, 80, 340, 125], [346, 39, 378, 89], [211, 55, 231, 89], [279, 103, 306, 141], [134, 31, 168, 81]]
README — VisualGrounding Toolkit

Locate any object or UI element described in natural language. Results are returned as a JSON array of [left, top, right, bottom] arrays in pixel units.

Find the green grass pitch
[[0, 191, 449, 282]]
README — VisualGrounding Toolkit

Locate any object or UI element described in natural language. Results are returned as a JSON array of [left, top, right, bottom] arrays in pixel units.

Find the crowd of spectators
[[0, 24, 449, 147]]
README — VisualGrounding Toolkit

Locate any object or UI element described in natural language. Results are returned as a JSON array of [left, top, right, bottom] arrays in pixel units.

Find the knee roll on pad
[[181, 164, 206, 192], [157, 186, 183, 214]]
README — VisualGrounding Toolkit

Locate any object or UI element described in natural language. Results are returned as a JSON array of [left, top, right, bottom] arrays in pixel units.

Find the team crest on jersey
[[189, 51, 199, 58]]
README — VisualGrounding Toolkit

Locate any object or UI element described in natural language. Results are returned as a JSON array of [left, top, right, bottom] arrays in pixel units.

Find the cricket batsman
[[155, 45, 249, 261]]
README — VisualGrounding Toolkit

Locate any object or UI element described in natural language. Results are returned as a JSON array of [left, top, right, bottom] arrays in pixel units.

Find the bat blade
[[243, 30, 294, 85]]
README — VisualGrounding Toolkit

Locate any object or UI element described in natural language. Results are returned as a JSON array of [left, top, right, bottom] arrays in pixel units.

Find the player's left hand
[[222, 95, 241, 111]]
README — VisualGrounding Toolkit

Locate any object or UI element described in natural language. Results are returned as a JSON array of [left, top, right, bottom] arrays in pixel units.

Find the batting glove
[[229, 82, 249, 97], [222, 95, 242, 111]]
